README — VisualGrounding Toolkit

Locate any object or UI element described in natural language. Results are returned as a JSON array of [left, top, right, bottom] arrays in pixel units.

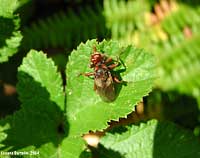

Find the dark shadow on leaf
[[79, 149, 92, 158], [0, 72, 69, 151], [0, 16, 15, 48], [89, 144, 125, 158], [108, 125, 128, 135], [112, 64, 127, 101], [145, 90, 200, 157], [153, 120, 200, 158], [144, 89, 199, 129]]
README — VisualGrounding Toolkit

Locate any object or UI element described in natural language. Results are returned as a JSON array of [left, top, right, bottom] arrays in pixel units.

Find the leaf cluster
[[0, 0, 200, 157], [0, 39, 156, 157]]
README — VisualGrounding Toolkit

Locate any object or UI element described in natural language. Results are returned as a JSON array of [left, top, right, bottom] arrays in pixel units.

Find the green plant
[[21, 3, 108, 51], [0, 0, 22, 63], [104, 0, 200, 107], [1, 0, 200, 157], [0, 39, 156, 157], [97, 120, 200, 158]]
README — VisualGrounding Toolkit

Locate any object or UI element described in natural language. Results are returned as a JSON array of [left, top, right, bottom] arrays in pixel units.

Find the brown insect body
[[94, 67, 115, 102], [82, 46, 121, 102]]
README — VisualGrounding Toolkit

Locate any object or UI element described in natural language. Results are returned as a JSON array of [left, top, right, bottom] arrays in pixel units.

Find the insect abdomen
[[94, 70, 115, 102]]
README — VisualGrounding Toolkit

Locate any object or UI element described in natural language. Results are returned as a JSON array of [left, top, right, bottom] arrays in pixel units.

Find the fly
[[81, 46, 122, 102]]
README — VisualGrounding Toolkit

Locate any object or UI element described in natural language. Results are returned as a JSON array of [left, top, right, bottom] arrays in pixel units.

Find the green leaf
[[0, 48, 87, 157], [17, 50, 65, 110], [0, 101, 86, 158], [0, 124, 9, 148], [99, 119, 200, 158], [0, 100, 64, 151], [0, 0, 22, 63], [66, 39, 156, 135], [0, 0, 19, 16], [0, 40, 155, 157], [59, 137, 87, 158]]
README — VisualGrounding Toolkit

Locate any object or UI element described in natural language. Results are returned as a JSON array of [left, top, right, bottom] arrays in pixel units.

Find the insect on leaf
[[66, 39, 156, 136]]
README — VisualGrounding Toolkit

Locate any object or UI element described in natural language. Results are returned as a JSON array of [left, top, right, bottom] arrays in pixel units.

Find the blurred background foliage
[[0, 0, 200, 136]]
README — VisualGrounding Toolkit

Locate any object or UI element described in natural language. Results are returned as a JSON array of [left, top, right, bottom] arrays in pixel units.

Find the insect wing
[[94, 71, 115, 102]]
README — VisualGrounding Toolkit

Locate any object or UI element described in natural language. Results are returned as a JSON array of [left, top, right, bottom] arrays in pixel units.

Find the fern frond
[[153, 6, 200, 98], [21, 3, 108, 50], [151, 4, 200, 94], [156, 34, 200, 93], [104, 0, 200, 104], [161, 4, 200, 35], [103, 0, 151, 39]]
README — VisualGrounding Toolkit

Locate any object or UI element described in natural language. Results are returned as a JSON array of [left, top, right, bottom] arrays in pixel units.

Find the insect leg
[[105, 57, 113, 64], [78, 72, 94, 77], [117, 56, 126, 69], [108, 63, 119, 70], [107, 56, 125, 70], [94, 83, 97, 91], [113, 76, 123, 83]]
